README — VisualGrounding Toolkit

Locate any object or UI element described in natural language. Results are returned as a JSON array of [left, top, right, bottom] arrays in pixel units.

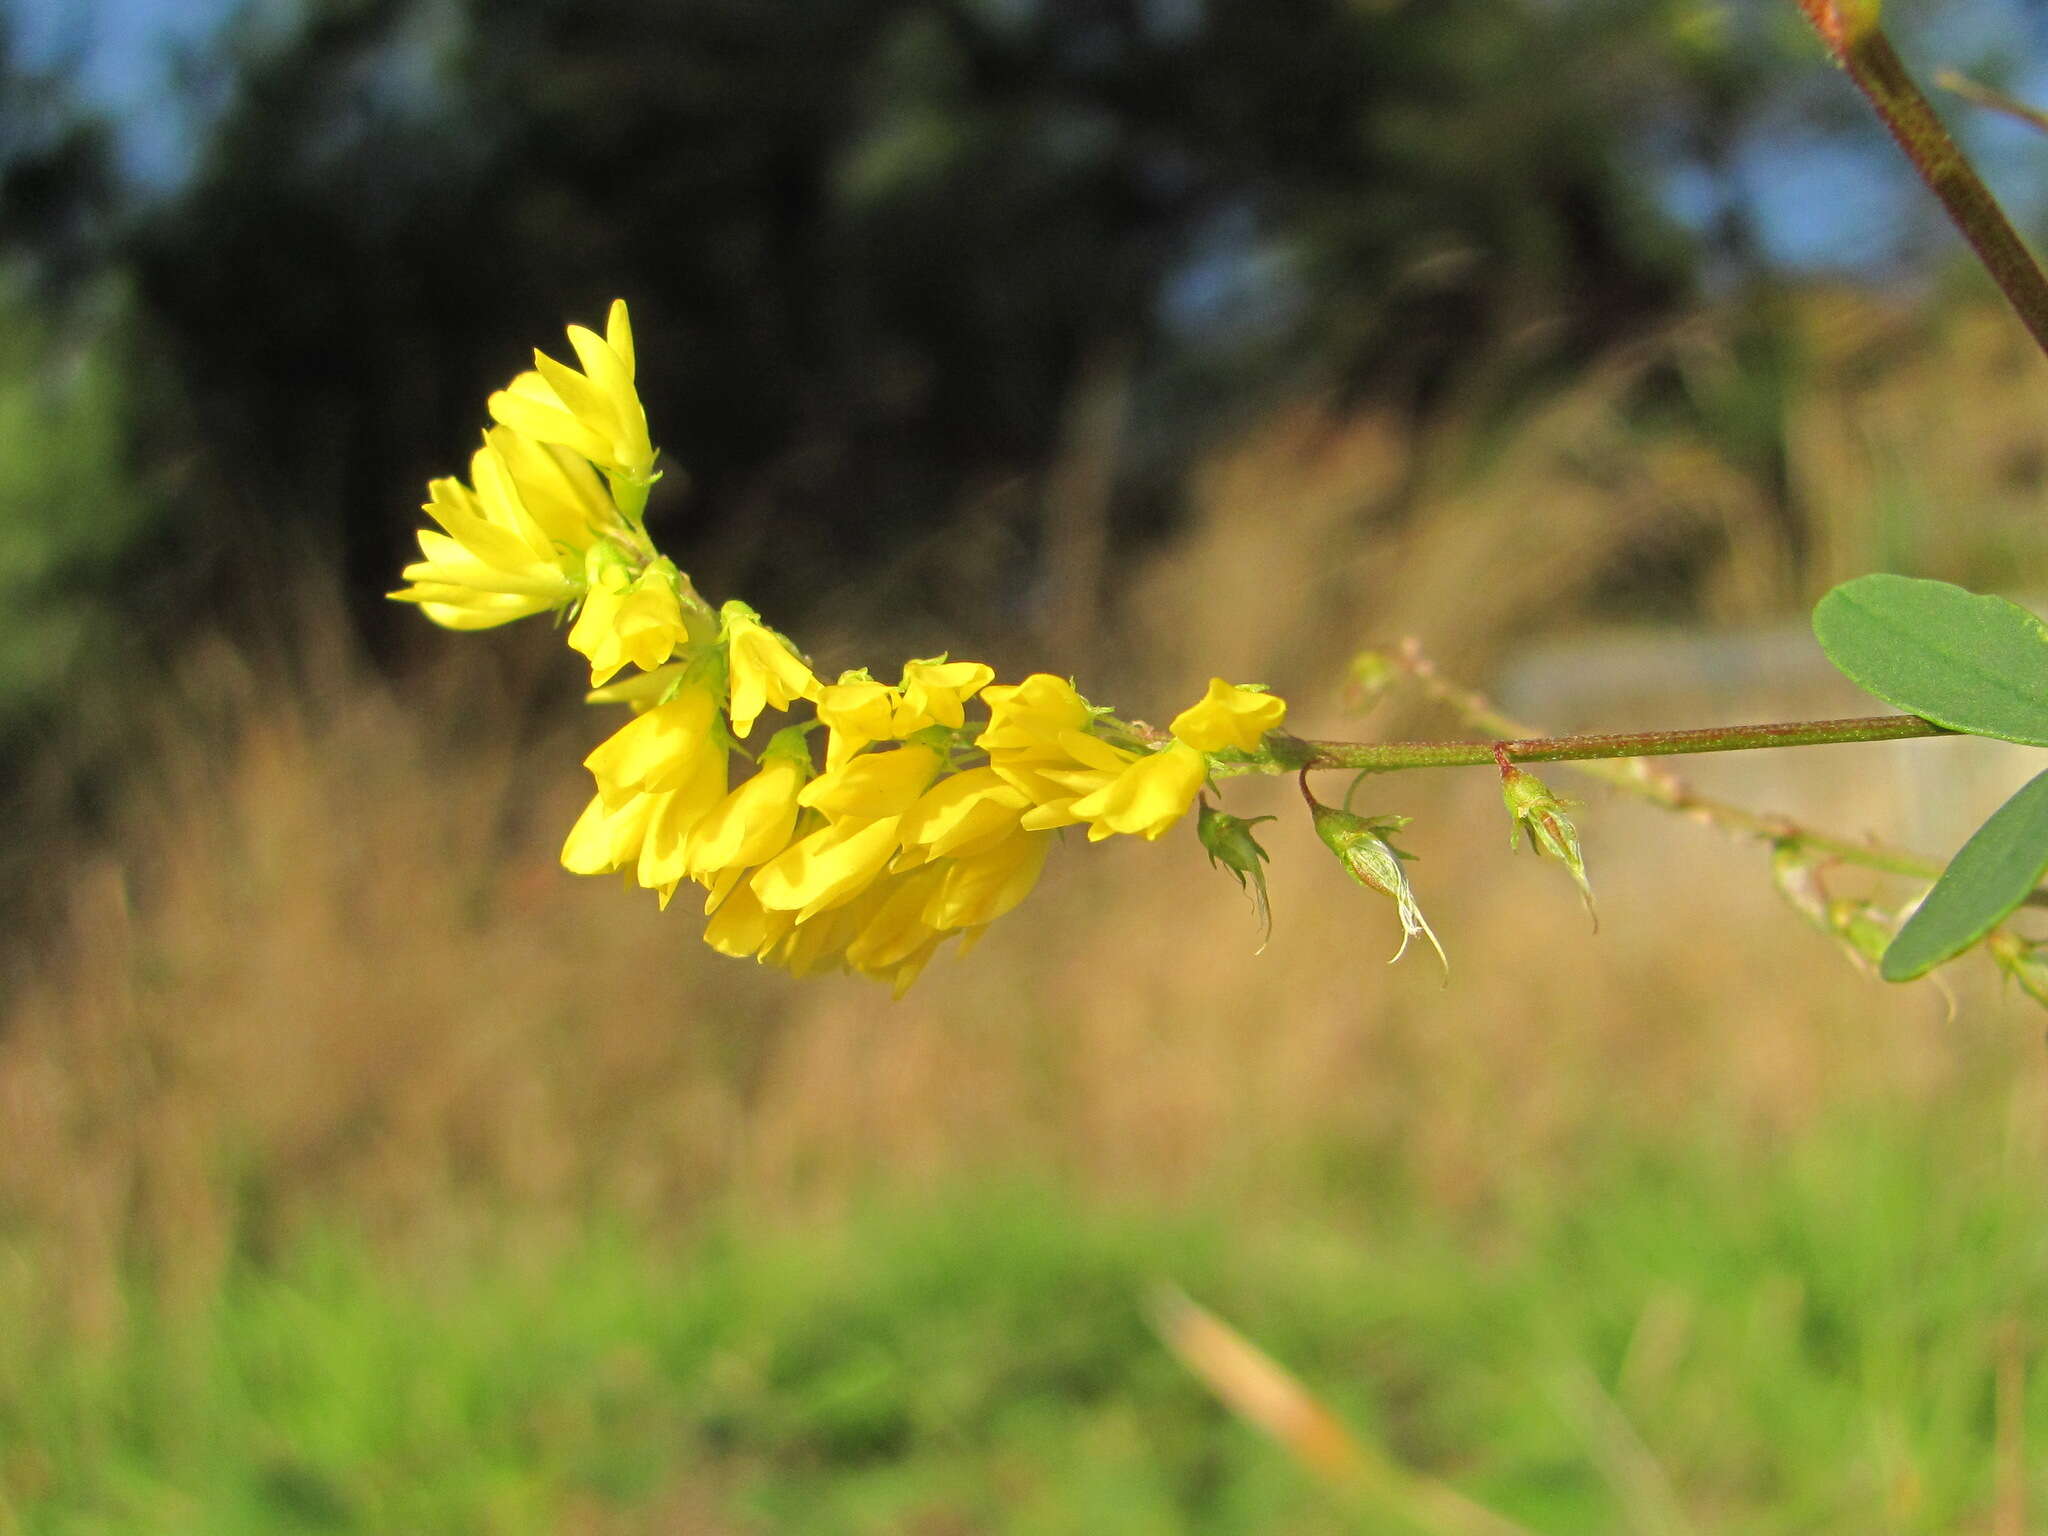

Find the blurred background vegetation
[[10, 0, 2048, 1529]]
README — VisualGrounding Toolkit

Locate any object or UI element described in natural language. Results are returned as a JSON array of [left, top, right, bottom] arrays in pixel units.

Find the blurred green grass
[[7, 1105, 2047, 1533]]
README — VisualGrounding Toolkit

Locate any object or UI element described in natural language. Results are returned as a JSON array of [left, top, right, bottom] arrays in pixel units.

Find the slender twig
[[1937, 68, 2048, 138], [1380, 639, 1956, 886], [1799, 1, 2048, 361], [1297, 712, 1951, 775]]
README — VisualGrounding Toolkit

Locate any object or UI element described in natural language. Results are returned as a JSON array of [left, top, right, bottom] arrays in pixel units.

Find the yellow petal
[[604, 298, 636, 377]]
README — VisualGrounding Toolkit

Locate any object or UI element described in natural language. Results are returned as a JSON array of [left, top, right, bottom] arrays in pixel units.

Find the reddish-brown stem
[[1800, 3, 2048, 360]]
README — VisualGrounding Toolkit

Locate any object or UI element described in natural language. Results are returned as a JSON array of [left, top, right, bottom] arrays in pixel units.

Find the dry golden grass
[[7, 289, 2048, 1346]]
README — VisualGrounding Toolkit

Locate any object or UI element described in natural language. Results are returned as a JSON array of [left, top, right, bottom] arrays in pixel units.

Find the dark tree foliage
[[26, 0, 1696, 639]]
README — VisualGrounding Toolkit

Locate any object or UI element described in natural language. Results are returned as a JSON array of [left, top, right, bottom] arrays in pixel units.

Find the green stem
[[1362, 642, 2048, 904], [1298, 712, 1951, 774], [1801, 3, 2048, 360]]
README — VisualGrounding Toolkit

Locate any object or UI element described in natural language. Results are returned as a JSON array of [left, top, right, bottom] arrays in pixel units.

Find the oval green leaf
[[1813, 574, 2048, 746], [1881, 767, 2048, 982]]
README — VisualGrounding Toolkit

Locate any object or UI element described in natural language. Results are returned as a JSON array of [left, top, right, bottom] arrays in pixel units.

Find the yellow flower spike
[[924, 828, 1052, 930], [685, 729, 813, 892], [797, 744, 943, 822], [582, 681, 724, 802], [894, 657, 996, 733], [897, 768, 1031, 863], [1066, 739, 1209, 841], [720, 601, 821, 737], [1170, 678, 1288, 754], [487, 299, 658, 521], [751, 814, 906, 921], [815, 671, 905, 770], [569, 554, 691, 686]]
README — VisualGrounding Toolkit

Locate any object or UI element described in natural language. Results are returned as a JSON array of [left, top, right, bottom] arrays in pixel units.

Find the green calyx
[[1197, 801, 1276, 953], [1308, 799, 1445, 974], [1501, 765, 1596, 928]]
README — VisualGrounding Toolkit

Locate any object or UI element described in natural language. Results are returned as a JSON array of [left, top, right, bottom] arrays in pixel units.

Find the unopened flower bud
[[1309, 799, 1446, 973], [1499, 763, 1595, 928], [1197, 800, 1276, 953]]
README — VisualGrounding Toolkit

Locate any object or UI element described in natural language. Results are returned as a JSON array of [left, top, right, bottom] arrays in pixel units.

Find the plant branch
[[1296, 711, 1951, 776], [1800, 2, 2048, 361], [1936, 68, 2048, 138], [1369, 640, 2043, 904]]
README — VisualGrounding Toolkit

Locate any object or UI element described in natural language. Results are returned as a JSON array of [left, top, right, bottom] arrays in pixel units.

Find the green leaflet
[[1813, 574, 2048, 746], [1882, 768, 2048, 982]]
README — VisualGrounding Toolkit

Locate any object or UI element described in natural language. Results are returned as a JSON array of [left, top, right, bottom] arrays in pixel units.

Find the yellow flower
[[895, 768, 1029, 864], [977, 674, 1118, 814], [488, 424, 619, 550], [814, 671, 904, 770], [842, 866, 951, 976], [560, 787, 661, 876], [922, 827, 1052, 930], [566, 680, 731, 899], [487, 299, 658, 520], [634, 771, 730, 896], [977, 673, 1093, 753], [582, 682, 725, 802], [560, 774, 727, 902], [750, 815, 905, 921], [389, 428, 594, 629], [798, 744, 942, 821], [1010, 729, 1136, 830], [770, 893, 876, 979], [721, 601, 821, 736], [702, 877, 798, 960], [1064, 739, 1207, 841], [685, 731, 812, 908], [1169, 678, 1288, 754], [894, 657, 996, 732], [569, 555, 691, 686]]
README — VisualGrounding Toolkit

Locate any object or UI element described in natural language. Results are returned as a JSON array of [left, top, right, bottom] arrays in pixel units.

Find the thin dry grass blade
[[1995, 1318, 2026, 1536], [1148, 1285, 1532, 1536]]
